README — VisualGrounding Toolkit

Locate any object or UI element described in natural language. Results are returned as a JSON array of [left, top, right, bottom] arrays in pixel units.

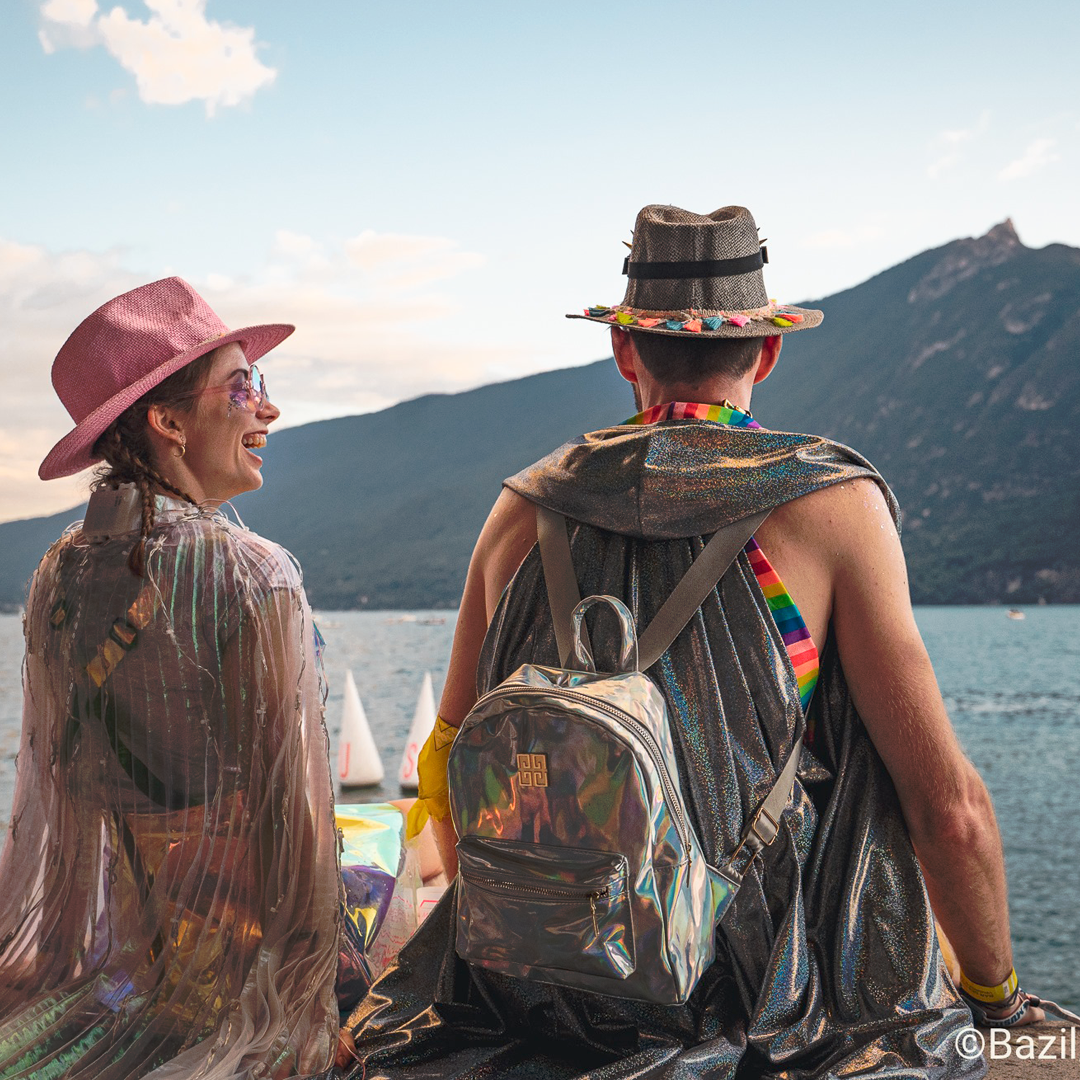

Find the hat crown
[[52, 277, 229, 424], [623, 204, 769, 314]]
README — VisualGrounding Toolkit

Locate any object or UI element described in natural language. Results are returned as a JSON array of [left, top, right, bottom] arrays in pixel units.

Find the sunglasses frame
[[178, 364, 269, 412]]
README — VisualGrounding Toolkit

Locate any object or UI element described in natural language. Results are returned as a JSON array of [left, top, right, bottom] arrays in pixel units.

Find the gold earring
[[174, 439, 186, 459]]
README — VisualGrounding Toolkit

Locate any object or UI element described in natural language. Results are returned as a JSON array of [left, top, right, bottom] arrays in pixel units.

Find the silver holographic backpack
[[448, 506, 802, 1005]]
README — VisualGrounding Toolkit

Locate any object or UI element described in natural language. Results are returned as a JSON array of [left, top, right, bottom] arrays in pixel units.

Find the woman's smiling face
[[167, 342, 281, 505]]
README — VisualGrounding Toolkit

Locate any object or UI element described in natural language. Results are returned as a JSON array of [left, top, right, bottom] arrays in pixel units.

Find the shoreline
[[5, 602, 1080, 616]]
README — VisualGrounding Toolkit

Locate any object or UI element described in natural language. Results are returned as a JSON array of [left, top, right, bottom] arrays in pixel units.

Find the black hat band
[[622, 248, 767, 280]]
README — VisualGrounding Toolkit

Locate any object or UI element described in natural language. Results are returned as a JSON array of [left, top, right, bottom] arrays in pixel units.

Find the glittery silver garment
[[348, 423, 981, 1079], [0, 501, 341, 1079]]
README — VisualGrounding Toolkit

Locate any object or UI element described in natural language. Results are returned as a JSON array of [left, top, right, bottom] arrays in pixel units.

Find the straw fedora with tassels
[[567, 204, 823, 338], [39, 277, 294, 481]]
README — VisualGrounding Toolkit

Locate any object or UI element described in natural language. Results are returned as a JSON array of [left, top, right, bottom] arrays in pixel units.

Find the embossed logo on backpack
[[516, 753, 548, 787]]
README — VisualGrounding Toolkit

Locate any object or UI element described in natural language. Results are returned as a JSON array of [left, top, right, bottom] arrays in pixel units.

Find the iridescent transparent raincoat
[[0, 499, 341, 1079]]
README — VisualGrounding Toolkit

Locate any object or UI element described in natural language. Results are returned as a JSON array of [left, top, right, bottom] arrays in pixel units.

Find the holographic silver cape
[[0, 500, 341, 1079], [348, 423, 981, 1079]]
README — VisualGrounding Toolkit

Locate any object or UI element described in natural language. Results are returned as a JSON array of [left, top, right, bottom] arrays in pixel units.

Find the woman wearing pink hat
[[0, 280, 341, 1078]]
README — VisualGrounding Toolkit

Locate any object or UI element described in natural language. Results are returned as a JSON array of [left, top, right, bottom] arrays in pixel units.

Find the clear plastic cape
[[0, 500, 341, 1079]]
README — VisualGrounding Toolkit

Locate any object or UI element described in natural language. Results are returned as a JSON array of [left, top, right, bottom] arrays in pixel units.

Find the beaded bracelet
[[959, 987, 1031, 1029]]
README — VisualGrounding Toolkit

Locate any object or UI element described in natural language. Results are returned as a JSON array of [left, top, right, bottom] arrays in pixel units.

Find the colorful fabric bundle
[[336, 804, 408, 1010]]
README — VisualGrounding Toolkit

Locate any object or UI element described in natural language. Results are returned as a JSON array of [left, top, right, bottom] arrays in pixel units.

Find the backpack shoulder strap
[[636, 509, 769, 670], [725, 734, 803, 878], [536, 503, 586, 666], [536, 505, 770, 670]]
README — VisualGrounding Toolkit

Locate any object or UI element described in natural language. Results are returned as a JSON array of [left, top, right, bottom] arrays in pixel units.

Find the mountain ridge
[[2, 220, 1077, 609]]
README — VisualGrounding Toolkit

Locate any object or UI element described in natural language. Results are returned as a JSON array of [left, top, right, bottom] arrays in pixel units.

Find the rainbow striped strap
[[745, 539, 819, 713], [960, 967, 1019, 1004], [624, 400, 757, 428]]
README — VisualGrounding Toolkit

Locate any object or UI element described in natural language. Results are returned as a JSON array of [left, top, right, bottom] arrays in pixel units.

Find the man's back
[[345, 202, 1042, 1078], [350, 414, 986, 1078]]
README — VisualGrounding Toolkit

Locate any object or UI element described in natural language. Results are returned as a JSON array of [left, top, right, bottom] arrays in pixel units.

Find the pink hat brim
[[39, 322, 294, 481]]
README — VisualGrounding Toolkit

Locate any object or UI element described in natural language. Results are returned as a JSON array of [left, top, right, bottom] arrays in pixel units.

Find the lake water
[[0, 606, 1076, 1008]]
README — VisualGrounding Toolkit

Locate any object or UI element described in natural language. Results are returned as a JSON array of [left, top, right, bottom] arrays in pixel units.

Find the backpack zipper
[[466, 684, 692, 852], [460, 872, 613, 936]]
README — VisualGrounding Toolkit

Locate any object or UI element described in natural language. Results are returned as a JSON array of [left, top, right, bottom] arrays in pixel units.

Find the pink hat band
[[40, 277, 294, 481]]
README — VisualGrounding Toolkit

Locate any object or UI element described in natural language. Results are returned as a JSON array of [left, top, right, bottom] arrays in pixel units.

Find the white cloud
[[346, 232, 458, 270], [926, 110, 991, 178], [37, 0, 277, 116], [926, 153, 958, 180], [274, 230, 321, 258], [0, 229, 498, 522], [41, 0, 97, 26], [343, 231, 486, 291], [38, 0, 100, 51], [998, 137, 1060, 181], [0, 239, 136, 521]]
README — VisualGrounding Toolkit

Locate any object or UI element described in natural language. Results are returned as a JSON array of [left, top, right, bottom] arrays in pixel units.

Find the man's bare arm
[[432, 489, 538, 875], [824, 479, 1020, 992]]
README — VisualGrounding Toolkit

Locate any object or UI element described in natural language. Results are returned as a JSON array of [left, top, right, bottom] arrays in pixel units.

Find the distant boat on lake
[[399, 672, 437, 790], [338, 669, 384, 787]]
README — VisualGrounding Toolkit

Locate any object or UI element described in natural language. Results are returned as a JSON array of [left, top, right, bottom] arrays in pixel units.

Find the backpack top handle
[[536, 503, 771, 671]]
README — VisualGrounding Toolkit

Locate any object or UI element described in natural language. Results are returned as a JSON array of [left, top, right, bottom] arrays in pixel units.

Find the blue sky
[[2, 0, 1077, 520]]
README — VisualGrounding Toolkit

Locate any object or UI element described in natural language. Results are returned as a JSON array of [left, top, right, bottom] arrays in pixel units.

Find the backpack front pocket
[[456, 835, 635, 980]]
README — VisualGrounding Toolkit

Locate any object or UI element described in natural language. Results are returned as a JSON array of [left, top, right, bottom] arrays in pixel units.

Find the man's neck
[[637, 381, 753, 413]]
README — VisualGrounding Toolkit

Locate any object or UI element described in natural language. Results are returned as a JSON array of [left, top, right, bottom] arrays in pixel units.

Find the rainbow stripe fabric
[[744, 539, 819, 711], [625, 400, 752, 426], [624, 400, 820, 715]]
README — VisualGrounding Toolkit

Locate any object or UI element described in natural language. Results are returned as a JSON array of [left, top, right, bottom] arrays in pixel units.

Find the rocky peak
[[909, 218, 1023, 303], [985, 218, 1021, 246]]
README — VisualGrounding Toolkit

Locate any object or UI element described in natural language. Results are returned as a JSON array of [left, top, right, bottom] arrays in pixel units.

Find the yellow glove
[[405, 716, 459, 839]]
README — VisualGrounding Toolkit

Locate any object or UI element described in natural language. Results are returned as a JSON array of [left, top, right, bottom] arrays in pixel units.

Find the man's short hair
[[630, 332, 764, 386]]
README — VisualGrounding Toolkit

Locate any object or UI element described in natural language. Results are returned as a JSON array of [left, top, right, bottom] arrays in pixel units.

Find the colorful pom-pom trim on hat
[[581, 300, 807, 332]]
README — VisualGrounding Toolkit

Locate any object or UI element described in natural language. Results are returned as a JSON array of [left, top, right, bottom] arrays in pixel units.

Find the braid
[[130, 473, 156, 578], [136, 456, 197, 507]]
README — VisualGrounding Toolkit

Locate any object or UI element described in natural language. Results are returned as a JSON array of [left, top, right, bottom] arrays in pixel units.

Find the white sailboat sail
[[398, 670, 436, 790], [338, 669, 384, 786]]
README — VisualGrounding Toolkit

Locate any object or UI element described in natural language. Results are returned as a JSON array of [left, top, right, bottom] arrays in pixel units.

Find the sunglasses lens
[[249, 366, 266, 406]]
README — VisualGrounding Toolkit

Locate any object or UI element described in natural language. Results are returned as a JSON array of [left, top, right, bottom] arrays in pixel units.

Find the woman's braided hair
[[91, 350, 218, 577]]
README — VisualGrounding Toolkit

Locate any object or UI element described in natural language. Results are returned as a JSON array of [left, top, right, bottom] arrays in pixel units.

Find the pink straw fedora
[[39, 277, 294, 481]]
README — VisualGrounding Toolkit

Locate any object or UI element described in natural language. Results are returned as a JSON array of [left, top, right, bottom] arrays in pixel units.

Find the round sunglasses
[[181, 364, 270, 412]]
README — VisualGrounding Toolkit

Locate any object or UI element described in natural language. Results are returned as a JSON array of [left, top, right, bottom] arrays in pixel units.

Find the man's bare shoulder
[[769, 474, 890, 524], [474, 487, 540, 619], [762, 476, 896, 559], [476, 487, 537, 556], [754, 478, 901, 645], [755, 476, 895, 567]]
